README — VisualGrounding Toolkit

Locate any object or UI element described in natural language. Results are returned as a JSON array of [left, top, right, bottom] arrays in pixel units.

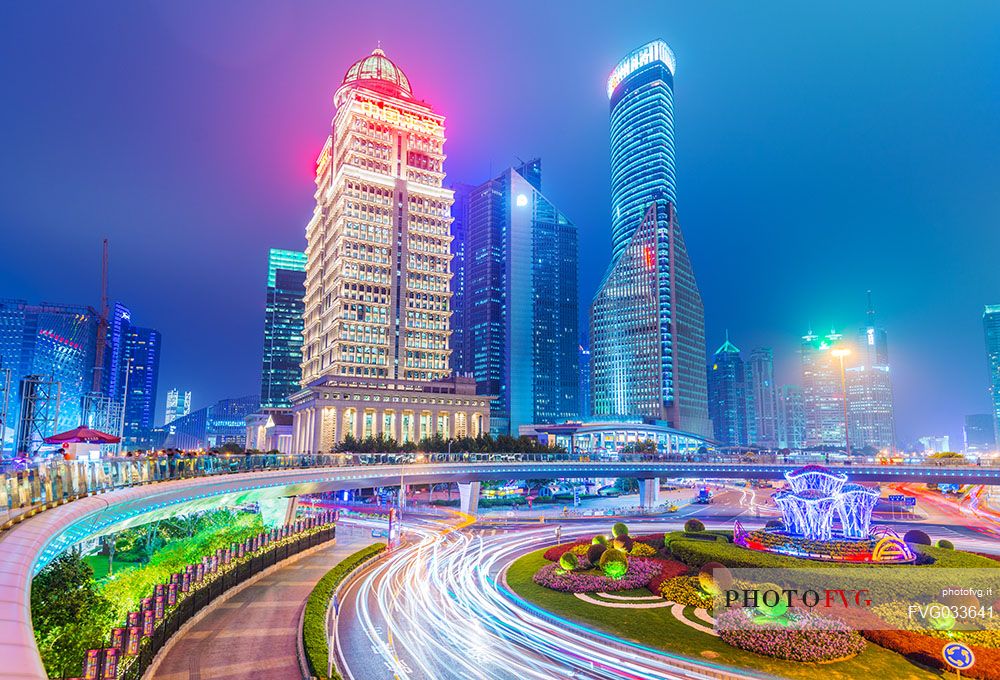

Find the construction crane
[[92, 238, 110, 394]]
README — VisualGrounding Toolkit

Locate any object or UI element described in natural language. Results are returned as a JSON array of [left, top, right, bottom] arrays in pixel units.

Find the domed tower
[[293, 47, 488, 453]]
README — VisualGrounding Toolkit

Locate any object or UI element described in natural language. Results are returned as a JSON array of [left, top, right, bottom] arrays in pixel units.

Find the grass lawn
[[505, 549, 938, 680], [83, 555, 140, 581]]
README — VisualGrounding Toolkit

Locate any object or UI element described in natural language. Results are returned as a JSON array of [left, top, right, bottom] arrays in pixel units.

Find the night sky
[[1, 2, 998, 445]]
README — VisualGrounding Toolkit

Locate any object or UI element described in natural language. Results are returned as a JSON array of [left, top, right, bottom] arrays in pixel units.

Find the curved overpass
[[2, 459, 996, 677]]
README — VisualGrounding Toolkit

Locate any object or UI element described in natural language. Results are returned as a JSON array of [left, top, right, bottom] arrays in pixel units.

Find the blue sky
[[1, 1, 998, 445]]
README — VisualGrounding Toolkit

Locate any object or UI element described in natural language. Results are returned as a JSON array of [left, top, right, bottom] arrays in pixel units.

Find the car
[[667, 505, 679, 513]]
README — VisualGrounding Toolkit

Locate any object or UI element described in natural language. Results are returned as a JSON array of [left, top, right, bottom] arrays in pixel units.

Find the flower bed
[[861, 628, 1000, 680], [646, 559, 690, 595], [658, 575, 713, 607], [533, 557, 661, 593], [542, 539, 591, 561], [717, 608, 866, 662]]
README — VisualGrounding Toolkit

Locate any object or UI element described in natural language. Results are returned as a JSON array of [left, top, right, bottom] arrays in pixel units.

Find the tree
[[31, 551, 112, 678]]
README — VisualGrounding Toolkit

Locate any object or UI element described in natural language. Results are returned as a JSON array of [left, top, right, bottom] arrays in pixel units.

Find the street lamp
[[831, 348, 851, 457]]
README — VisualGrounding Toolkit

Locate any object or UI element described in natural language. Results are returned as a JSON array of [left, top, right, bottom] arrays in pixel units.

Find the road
[[152, 525, 374, 680], [336, 516, 766, 680]]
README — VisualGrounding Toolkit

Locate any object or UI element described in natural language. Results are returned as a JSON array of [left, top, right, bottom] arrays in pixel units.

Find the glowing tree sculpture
[[836, 483, 881, 539]]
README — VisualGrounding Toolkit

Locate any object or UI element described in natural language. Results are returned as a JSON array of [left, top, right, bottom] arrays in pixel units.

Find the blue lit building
[[165, 394, 260, 450], [118, 324, 161, 448], [260, 249, 307, 408], [985, 305, 1000, 446], [590, 40, 710, 438], [707, 334, 750, 446], [0, 298, 99, 452], [450, 159, 579, 435]]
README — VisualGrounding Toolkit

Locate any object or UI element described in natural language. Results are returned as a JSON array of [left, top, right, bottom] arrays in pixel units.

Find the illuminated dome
[[340, 47, 412, 100]]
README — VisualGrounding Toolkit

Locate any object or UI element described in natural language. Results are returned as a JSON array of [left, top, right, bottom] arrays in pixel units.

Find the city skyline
[[1, 2, 998, 445]]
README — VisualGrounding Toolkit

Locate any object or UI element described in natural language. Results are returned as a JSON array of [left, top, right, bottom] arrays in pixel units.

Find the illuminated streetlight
[[831, 348, 851, 457]]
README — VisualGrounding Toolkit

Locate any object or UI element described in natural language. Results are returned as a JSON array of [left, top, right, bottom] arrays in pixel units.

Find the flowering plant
[[533, 558, 661, 593], [717, 608, 866, 662]]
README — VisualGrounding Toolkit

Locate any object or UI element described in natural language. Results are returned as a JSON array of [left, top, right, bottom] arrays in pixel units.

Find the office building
[[707, 335, 749, 446], [291, 47, 490, 450], [747, 348, 778, 448], [450, 159, 579, 435], [964, 413, 996, 454], [165, 388, 192, 425], [578, 343, 591, 420], [166, 394, 260, 450], [777, 384, 806, 449], [118, 324, 161, 447], [845, 294, 895, 451], [918, 435, 950, 454], [261, 248, 307, 409], [985, 305, 1000, 445], [0, 299, 99, 452], [589, 40, 710, 438], [801, 329, 846, 447]]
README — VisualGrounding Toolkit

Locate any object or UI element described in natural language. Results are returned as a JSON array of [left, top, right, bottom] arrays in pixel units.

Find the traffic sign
[[904, 497, 917, 507], [942, 642, 975, 671], [888, 494, 905, 502]]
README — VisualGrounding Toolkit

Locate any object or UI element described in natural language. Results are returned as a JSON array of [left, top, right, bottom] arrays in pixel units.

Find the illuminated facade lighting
[[590, 40, 710, 438], [290, 48, 490, 451]]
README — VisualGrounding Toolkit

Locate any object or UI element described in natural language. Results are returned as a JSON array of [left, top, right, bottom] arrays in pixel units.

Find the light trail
[[338, 517, 767, 680]]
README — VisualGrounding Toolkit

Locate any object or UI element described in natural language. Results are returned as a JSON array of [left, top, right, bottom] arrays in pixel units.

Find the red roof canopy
[[44, 426, 121, 444]]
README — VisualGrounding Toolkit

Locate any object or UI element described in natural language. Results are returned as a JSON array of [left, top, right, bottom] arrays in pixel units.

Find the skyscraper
[[165, 388, 192, 424], [845, 294, 895, 451], [747, 348, 779, 448], [964, 413, 996, 454], [291, 47, 490, 451], [261, 248, 307, 409], [578, 342, 591, 420], [590, 40, 710, 438], [450, 159, 579, 435], [118, 324, 161, 447], [801, 329, 846, 447], [777, 384, 806, 449], [707, 335, 749, 446], [985, 305, 1000, 445]]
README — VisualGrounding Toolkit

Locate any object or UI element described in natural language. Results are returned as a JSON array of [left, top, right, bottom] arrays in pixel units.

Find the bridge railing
[[0, 451, 994, 529]]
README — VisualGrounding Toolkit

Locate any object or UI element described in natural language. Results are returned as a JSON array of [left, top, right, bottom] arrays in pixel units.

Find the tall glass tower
[[260, 248, 306, 408], [985, 304, 1000, 446], [590, 40, 710, 438], [450, 159, 579, 435]]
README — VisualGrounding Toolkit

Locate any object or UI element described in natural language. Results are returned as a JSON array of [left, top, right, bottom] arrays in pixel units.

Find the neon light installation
[[735, 464, 913, 563]]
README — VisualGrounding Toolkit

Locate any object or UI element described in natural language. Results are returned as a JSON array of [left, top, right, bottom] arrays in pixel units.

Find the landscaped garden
[[506, 517, 1000, 679]]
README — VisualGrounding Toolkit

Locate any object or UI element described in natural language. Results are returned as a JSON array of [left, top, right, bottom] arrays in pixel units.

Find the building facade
[[707, 336, 749, 446], [450, 159, 579, 435], [747, 347, 779, 448], [165, 388, 192, 424], [261, 248, 307, 409], [0, 299, 99, 453], [985, 305, 1000, 446], [118, 324, 161, 448], [589, 40, 710, 438], [777, 384, 807, 449], [964, 413, 996, 454], [291, 47, 489, 451], [578, 342, 591, 420], [166, 394, 260, 450], [800, 329, 846, 447], [845, 295, 895, 451]]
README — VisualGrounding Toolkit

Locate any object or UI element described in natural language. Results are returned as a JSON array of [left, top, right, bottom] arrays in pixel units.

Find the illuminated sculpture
[[736, 464, 914, 563]]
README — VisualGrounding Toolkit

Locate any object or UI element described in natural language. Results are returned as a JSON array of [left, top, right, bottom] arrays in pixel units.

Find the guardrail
[[1, 452, 993, 530]]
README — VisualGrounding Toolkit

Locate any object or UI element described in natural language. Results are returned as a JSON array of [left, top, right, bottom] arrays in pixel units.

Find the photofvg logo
[[711, 568, 1000, 632]]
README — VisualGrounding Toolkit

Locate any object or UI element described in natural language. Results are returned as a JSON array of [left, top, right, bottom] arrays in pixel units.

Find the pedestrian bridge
[[1, 454, 996, 678]]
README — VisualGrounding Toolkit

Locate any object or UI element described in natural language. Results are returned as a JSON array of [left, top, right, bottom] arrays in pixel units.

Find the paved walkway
[[152, 524, 373, 680]]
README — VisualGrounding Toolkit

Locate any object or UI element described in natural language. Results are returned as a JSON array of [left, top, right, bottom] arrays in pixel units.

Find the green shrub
[[599, 547, 628, 579], [586, 543, 606, 565], [612, 522, 629, 538], [684, 518, 705, 533], [937, 539, 954, 550], [630, 542, 657, 557], [611, 535, 634, 552], [903, 529, 931, 545], [559, 552, 579, 571], [303, 543, 386, 680], [591, 534, 608, 546]]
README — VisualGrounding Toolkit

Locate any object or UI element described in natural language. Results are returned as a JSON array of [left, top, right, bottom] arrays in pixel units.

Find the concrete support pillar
[[638, 478, 660, 509], [284, 496, 299, 525], [311, 408, 323, 454], [458, 481, 481, 515], [398, 483, 409, 509]]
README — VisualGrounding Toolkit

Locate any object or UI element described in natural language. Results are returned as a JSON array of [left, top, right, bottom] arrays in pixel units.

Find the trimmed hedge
[[303, 543, 386, 680]]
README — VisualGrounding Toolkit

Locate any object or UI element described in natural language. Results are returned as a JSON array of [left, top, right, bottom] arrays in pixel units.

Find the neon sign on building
[[606, 39, 676, 99], [359, 99, 442, 136]]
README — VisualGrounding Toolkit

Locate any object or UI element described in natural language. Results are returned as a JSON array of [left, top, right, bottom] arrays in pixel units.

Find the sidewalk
[[151, 524, 373, 680]]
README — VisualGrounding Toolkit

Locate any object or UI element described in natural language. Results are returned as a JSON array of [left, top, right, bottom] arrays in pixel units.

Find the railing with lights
[[2, 452, 1000, 530]]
